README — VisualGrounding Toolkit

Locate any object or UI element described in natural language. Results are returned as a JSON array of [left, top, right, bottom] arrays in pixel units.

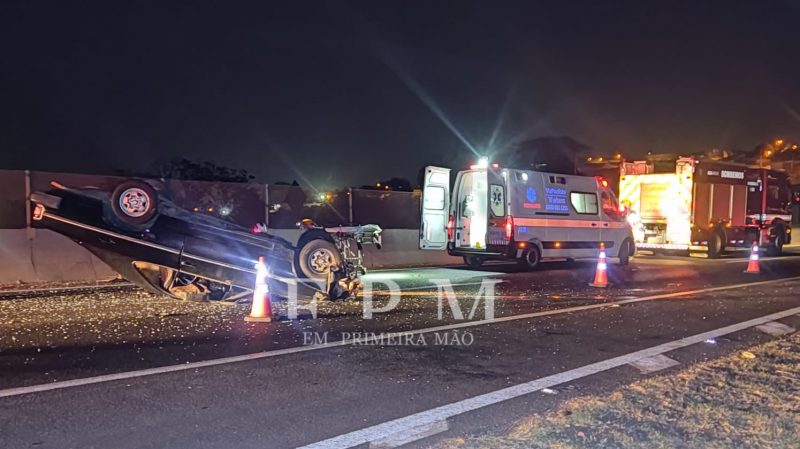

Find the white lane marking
[[297, 305, 800, 449], [1, 276, 800, 399], [755, 321, 796, 337], [629, 354, 680, 374], [368, 420, 448, 449]]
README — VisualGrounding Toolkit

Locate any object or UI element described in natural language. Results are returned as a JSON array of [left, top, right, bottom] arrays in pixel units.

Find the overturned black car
[[30, 179, 382, 302]]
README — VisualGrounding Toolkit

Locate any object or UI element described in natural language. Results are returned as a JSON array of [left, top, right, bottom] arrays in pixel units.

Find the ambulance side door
[[568, 190, 603, 257], [419, 166, 451, 250]]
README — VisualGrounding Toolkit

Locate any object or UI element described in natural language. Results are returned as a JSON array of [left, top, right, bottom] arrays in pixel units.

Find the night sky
[[1, 1, 799, 188]]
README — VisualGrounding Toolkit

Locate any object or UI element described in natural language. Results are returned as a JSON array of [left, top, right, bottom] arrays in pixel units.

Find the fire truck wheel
[[707, 232, 723, 259], [618, 239, 633, 265], [518, 246, 541, 271], [463, 255, 484, 268]]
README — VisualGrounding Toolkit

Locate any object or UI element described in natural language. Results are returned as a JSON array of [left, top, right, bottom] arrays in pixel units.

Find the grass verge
[[436, 331, 800, 449]]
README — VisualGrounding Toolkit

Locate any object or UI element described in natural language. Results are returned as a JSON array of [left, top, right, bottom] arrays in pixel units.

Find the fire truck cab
[[619, 157, 792, 257], [419, 162, 635, 268]]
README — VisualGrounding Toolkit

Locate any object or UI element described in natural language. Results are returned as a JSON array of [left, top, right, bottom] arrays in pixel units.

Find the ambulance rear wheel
[[518, 246, 541, 270], [463, 255, 484, 268]]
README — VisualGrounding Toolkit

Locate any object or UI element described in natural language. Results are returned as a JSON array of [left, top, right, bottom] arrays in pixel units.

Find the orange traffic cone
[[245, 256, 273, 322], [590, 243, 609, 288], [745, 243, 760, 274]]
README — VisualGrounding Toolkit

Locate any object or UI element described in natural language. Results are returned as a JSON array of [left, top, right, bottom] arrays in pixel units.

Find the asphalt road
[[2, 248, 800, 449]]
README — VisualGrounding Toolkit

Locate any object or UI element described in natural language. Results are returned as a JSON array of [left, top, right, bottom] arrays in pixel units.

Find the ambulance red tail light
[[595, 176, 609, 189], [505, 215, 514, 240], [446, 215, 455, 240]]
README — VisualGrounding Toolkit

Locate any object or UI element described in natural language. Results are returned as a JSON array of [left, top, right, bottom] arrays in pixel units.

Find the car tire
[[463, 255, 484, 268], [111, 180, 159, 228], [518, 245, 541, 270], [707, 232, 723, 259], [618, 239, 633, 265], [297, 239, 342, 281]]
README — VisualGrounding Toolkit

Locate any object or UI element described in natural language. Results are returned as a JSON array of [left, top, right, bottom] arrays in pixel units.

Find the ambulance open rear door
[[419, 166, 451, 250]]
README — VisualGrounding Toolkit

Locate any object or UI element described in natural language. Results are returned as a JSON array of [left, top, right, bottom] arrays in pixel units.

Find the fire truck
[[618, 157, 792, 257]]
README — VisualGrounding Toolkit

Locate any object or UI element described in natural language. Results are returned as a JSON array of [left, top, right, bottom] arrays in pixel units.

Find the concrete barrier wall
[[269, 229, 461, 269], [364, 229, 461, 268], [0, 228, 460, 284], [0, 229, 118, 284]]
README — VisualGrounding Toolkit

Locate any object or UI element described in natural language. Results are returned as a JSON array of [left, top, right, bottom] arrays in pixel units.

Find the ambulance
[[419, 160, 635, 268]]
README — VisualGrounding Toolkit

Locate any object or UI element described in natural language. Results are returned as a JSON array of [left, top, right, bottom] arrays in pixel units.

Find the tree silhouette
[[149, 158, 255, 183], [510, 136, 590, 174]]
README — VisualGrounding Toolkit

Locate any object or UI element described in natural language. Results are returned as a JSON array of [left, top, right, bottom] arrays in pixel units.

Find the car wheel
[[463, 255, 484, 268], [618, 239, 632, 265], [111, 180, 158, 228], [518, 246, 541, 270], [297, 239, 342, 281], [707, 232, 723, 259]]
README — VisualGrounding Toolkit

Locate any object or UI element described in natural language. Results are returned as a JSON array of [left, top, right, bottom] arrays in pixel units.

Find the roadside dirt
[[436, 331, 800, 449]]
